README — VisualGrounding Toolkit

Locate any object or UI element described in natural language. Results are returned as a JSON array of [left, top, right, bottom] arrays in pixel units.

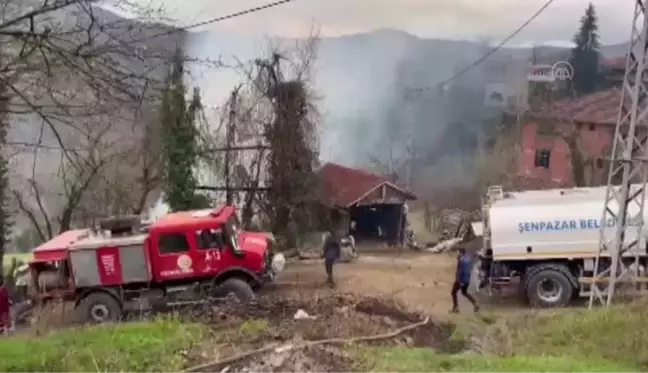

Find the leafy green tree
[[160, 50, 206, 212], [569, 3, 602, 96]]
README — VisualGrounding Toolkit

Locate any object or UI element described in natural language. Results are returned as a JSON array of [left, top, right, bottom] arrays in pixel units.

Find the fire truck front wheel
[[77, 292, 122, 324], [213, 278, 255, 304]]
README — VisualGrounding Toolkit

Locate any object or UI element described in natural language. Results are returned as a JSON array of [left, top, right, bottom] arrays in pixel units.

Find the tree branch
[[185, 316, 430, 372]]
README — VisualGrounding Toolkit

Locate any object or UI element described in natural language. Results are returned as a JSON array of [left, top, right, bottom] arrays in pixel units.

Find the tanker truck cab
[[27, 205, 285, 324], [479, 185, 648, 308]]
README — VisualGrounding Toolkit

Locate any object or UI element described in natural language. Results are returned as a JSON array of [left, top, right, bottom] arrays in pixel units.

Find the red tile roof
[[531, 87, 620, 126], [601, 57, 626, 69], [317, 162, 413, 208]]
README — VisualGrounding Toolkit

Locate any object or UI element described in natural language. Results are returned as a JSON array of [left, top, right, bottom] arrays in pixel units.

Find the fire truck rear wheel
[[11, 301, 34, 325], [213, 278, 255, 304], [77, 292, 122, 324], [525, 266, 574, 308]]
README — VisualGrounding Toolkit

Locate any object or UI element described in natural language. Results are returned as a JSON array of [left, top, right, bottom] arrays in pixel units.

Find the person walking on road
[[0, 278, 9, 334], [322, 229, 341, 288], [451, 247, 479, 313]]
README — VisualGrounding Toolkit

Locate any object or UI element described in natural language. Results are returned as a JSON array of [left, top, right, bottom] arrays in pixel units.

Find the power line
[[6, 141, 82, 151], [406, 0, 557, 96], [140, 0, 303, 43], [183, 0, 300, 31]]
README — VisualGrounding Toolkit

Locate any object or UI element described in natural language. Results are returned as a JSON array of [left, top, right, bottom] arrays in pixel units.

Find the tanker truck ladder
[[482, 185, 504, 254], [589, 0, 648, 308], [486, 185, 504, 204]]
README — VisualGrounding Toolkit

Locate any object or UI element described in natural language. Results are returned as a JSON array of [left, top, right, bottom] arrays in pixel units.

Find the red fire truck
[[26, 205, 285, 323]]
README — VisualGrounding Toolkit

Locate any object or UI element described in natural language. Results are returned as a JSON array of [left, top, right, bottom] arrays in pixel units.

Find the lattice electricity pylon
[[588, 0, 648, 308]]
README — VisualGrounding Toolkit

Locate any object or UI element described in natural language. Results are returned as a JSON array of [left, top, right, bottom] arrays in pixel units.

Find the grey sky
[[139, 0, 633, 44]]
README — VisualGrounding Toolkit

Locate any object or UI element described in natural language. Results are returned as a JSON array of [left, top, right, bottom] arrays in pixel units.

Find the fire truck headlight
[[271, 253, 286, 273]]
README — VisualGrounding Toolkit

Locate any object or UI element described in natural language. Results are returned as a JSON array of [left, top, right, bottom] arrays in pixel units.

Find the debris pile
[[427, 237, 463, 254], [424, 209, 482, 254], [184, 294, 460, 372], [440, 209, 481, 238]]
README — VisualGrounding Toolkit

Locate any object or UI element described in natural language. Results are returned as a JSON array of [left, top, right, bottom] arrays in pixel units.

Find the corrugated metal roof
[[317, 162, 413, 208]]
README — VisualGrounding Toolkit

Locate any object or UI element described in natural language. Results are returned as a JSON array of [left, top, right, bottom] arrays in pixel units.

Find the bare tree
[[198, 78, 273, 230], [0, 0, 183, 150], [368, 127, 411, 184], [74, 117, 164, 225], [474, 130, 518, 190], [12, 118, 117, 241], [1, 0, 219, 249], [197, 35, 321, 246], [254, 39, 320, 248]]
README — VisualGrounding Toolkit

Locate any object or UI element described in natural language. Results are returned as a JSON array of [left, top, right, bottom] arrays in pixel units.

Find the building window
[[158, 233, 190, 254], [534, 149, 551, 169], [588, 123, 596, 131], [596, 158, 605, 169], [536, 122, 555, 136]]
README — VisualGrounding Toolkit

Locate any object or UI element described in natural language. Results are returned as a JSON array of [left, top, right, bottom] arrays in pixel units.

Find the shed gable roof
[[317, 162, 415, 208]]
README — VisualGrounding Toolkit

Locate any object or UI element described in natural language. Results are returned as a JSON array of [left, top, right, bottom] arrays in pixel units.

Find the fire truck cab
[[28, 205, 285, 323]]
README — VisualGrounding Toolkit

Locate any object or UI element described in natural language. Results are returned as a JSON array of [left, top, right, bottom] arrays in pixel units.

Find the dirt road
[[268, 253, 474, 317]]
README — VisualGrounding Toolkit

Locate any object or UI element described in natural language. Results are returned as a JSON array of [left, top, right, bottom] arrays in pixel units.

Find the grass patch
[[238, 318, 268, 335], [530, 303, 648, 363], [356, 347, 637, 372], [0, 317, 206, 372], [473, 301, 648, 368]]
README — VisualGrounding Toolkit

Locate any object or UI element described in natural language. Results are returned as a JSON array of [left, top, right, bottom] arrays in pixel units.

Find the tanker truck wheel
[[76, 292, 122, 324], [525, 264, 575, 308]]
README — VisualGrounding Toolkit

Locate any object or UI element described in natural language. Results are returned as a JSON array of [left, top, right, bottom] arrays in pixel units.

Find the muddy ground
[[268, 252, 524, 317], [18, 252, 527, 372], [184, 293, 464, 372], [270, 253, 458, 316], [183, 252, 525, 372]]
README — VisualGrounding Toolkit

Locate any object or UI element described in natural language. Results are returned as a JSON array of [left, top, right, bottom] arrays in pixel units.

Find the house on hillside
[[601, 57, 626, 88], [317, 163, 416, 245], [516, 88, 625, 187]]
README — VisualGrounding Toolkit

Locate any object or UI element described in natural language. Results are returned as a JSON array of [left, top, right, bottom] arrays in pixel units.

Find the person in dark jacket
[[451, 248, 479, 313], [322, 229, 341, 287], [0, 278, 9, 334]]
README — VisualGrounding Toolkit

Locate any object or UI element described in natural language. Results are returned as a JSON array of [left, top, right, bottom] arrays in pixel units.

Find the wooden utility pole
[[196, 86, 272, 227], [224, 89, 238, 205]]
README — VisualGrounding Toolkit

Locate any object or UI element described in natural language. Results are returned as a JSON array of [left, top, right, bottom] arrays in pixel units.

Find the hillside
[[7, 5, 186, 234], [8, 22, 628, 234], [9, 6, 186, 147], [187, 28, 628, 174]]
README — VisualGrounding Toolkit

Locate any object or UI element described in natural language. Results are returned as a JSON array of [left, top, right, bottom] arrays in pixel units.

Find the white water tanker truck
[[478, 185, 648, 308]]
